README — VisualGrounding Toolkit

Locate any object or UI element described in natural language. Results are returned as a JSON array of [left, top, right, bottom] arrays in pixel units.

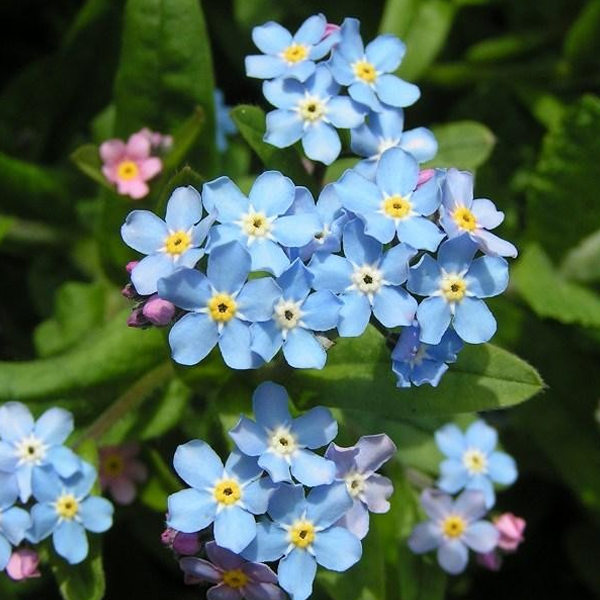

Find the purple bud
[[127, 307, 149, 328], [161, 528, 178, 547], [121, 283, 137, 299], [6, 549, 41, 581], [142, 295, 176, 326], [126, 261, 139, 274], [172, 531, 201, 556]]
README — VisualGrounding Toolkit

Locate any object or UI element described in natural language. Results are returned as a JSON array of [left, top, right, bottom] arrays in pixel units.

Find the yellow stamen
[[56, 494, 79, 520], [117, 160, 139, 181], [289, 520, 316, 549], [213, 479, 242, 506], [383, 195, 412, 219], [440, 275, 467, 302], [298, 97, 326, 123], [282, 43, 309, 64], [165, 230, 192, 255], [453, 207, 477, 232], [208, 294, 237, 322], [222, 569, 249, 589], [103, 454, 124, 477], [442, 515, 466, 539], [353, 60, 377, 84], [462, 448, 488, 475]]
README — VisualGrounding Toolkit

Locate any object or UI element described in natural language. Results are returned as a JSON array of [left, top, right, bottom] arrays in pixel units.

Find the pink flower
[[99, 443, 147, 505], [100, 133, 162, 199], [139, 127, 173, 152], [495, 513, 526, 552], [6, 549, 41, 581]]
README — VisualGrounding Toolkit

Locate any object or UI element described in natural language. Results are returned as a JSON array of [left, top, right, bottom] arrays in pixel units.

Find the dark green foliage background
[[1, 0, 599, 599]]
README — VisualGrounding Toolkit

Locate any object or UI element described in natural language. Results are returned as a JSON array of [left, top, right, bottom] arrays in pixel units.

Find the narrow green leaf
[[70, 144, 114, 190], [397, 546, 447, 600], [379, 0, 419, 38], [564, 0, 600, 70], [466, 30, 553, 64], [161, 107, 205, 173], [513, 244, 600, 328], [230, 105, 315, 191], [425, 121, 495, 170], [561, 228, 600, 283]]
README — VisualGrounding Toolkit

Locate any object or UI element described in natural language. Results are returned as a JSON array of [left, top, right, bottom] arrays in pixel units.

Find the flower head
[[99, 443, 147, 505], [263, 65, 366, 165], [325, 434, 396, 539], [408, 488, 498, 575], [408, 236, 509, 344], [0, 473, 30, 573], [328, 18, 420, 111], [242, 483, 362, 600], [121, 185, 214, 295], [0, 402, 81, 502], [435, 420, 518, 508], [180, 541, 286, 600], [100, 132, 162, 199], [246, 14, 339, 82], [229, 381, 338, 486]]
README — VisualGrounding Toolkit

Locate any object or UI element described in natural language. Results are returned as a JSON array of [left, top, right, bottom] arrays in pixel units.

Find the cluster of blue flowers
[[0, 402, 113, 570], [408, 419, 518, 574], [165, 381, 396, 600]]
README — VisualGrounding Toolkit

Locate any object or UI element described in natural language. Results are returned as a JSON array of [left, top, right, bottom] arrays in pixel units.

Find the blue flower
[[0, 402, 81, 502], [215, 89, 237, 152], [246, 14, 339, 82], [408, 236, 509, 345], [440, 168, 518, 258], [351, 106, 437, 179], [229, 381, 337, 486], [0, 473, 30, 572], [203, 172, 321, 276], [158, 242, 281, 368], [324, 434, 396, 540], [250, 260, 342, 369], [435, 420, 518, 508], [167, 442, 274, 554], [408, 488, 499, 575], [335, 147, 444, 250], [121, 186, 214, 295], [242, 483, 362, 600], [391, 325, 463, 388], [263, 65, 366, 165], [286, 184, 349, 262], [309, 219, 418, 336], [29, 462, 114, 565], [328, 18, 420, 112]]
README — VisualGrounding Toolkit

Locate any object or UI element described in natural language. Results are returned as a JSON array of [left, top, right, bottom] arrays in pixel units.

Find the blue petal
[[375, 75, 420, 108], [306, 65, 338, 97], [219, 319, 258, 369], [278, 549, 317, 600], [291, 450, 336, 486], [168, 313, 218, 366], [338, 293, 372, 337], [202, 177, 248, 221], [28, 502, 59, 542], [327, 97, 366, 129], [380, 243, 416, 284], [0, 472, 18, 507], [366, 35, 405, 72], [253, 382, 292, 430], [401, 127, 438, 163], [392, 360, 413, 388], [268, 483, 306, 524], [465, 256, 509, 298], [343, 218, 382, 265], [242, 521, 288, 563], [293, 14, 326, 45], [0, 536, 10, 571], [337, 18, 364, 62], [375, 147, 419, 197], [165, 186, 202, 231], [258, 452, 291, 483], [337, 498, 370, 540], [313, 527, 362, 571], [287, 61, 317, 82], [488, 452, 518, 485], [435, 424, 467, 458], [0, 506, 30, 545], [229, 416, 268, 457], [252, 22, 292, 55], [274, 213, 322, 247], [241, 477, 274, 515], [53, 521, 88, 565], [372, 286, 417, 327], [237, 277, 281, 322], [328, 52, 355, 86], [396, 216, 445, 252], [131, 254, 175, 295], [438, 459, 469, 493], [437, 236, 478, 274], [471, 198, 504, 229], [474, 230, 518, 258], [283, 328, 327, 369], [351, 122, 379, 158], [371, 105, 405, 140], [79, 497, 113, 533], [214, 505, 256, 554], [416, 297, 452, 345], [437, 539, 468, 575], [419, 488, 453, 520], [306, 483, 353, 529], [302, 123, 341, 165], [301, 290, 342, 331], [335, 169, 382, 215], [463, 521, 499, 553], [206, 223, 242, 251], [465, 476, 495, 509], [225, 450, 262, 483], [263, 78, 304, 109], [348, 82, 382, 112], [408, 522, 442, 553], [250, 321, 283, 362], [34, 407, 73, 445], [249, 172, 295, 217], [174, 440, 223, 489], [208, 242, 252, 294], [245, 55, 286, 79], [16, 464, 33, 503], [411, 176, 441, 215], [69, 461, 98, 499], [248, 239, 290, 276], [277, 260, 312, 301], [31, 465, 61, 502], [408, 254, 441, 296], [264, 109, 304, 147], [46, 446, 81, 479], [465, 421, 497, 453], [157, 268, 211, 311], [0, 402, 33, 443], [120, 210, 167, 255], [453, 297, 496, 344], [308, 253, 353, 293], [167, 488, 216, 533], [292, 407, 338, 449], [442, 169, 474, 210]]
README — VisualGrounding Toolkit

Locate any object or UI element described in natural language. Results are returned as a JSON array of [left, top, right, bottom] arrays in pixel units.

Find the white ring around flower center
[[238, 210, 273, 240], [462, 448, 488, 475], [345, 472, 367, 498], [274, 299, 303, 331], [375, 137, 400, 159], [14, 434, 48, 465], [351, 265, 383, 295], [297, 94, 327, 124], [268, 427, 298, 456]]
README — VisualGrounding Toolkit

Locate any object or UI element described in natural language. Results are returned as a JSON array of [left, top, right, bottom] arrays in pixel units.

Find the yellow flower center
[[222, 569, 249, 589], [298, 97, 326, 123], [440, 275, 467, 302], [56, 494, 79, 520], [442, 515, 466, 539], [453, 207, 477, 232], [268, 427, 298, 455], [208, 293, 237, 322], [383, 195, 412, 219], [213, 479, 242, 506], [289, 520, 316, 549], [282, 43, 309, 64], [241, 211, 271, 238], [353, 60, 377, 84], [462, 448, 488, 475], [117, 160, 139, 181], [165, 230, 192, 256], [103, 454, 125, 477]]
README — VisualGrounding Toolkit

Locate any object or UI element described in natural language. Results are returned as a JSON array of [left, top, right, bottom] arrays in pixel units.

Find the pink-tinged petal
[[119, 179, 150, 199], [126, 133, 152, 159], [109, 478, 136, 505], [102, 164, 119, 184], [362, 474, 393, 513], [5, 549, 41, 581], [139, 157, 162, 180], [180, 556, 223, 584], [241, 562, 278, 584], [417, 169, 435, 187], [207, 584, 243, 600], [125, 460, 148, 482], [206, 542, 245, 571], [100, 139, 126, 164], [495, 513, 526, 551]]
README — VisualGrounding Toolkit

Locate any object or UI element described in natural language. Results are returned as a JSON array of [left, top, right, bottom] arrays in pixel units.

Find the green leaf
[[425, 121, 495, 170], [525, 95, 600, 261], [283, 326, 543, 418], [114, 0, 217, 175], [230, 105, 315, 191], [70, 144, 114, 190], [51, 537, 105, 600], [513, 244, 600, 328], [139, 448, 182, 512], [561, 228, 600, 283], [397, 547, 447, 600], [0, 215, 15, 245], [563, 0, 600, 70], [380, 0, 419, 39], [160, 107, 205, 173], [324, 158, 359, 185]]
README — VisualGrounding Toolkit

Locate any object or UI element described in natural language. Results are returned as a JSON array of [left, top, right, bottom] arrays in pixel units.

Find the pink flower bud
[[494, 513, 526, 551], [172, 532, 201, 556], [126, 261, 139, 274], [6, 549, 41, 581], [477, 550, 502, 571], [323, 23, 340, 38], [127, 307, 148, 328], [121, 283, 137, 299], [417, 169, 435, 187], [161, 527, 178, 547], [142, 295, 176, 326]]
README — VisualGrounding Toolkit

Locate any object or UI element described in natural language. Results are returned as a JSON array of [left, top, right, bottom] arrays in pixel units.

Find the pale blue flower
[[229, 381, 337, 486], [435, 420, 518, 508], [408, 488, 498, 575], [29, 462, 114, 565], [158, 242, 280, 369], [309, 219, 418, 336], [328, 18, 420, 112], [121, 186, 214, 295], [0, 473, 30, 571], [408, 236, 509, 345], [263, 65, 366, 165], [167, 442, 273, 554], [0, 402, 81, 502], [242, 483, 362, 600], [250, 260, 342, 369], [215, 89, 237, 152]]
